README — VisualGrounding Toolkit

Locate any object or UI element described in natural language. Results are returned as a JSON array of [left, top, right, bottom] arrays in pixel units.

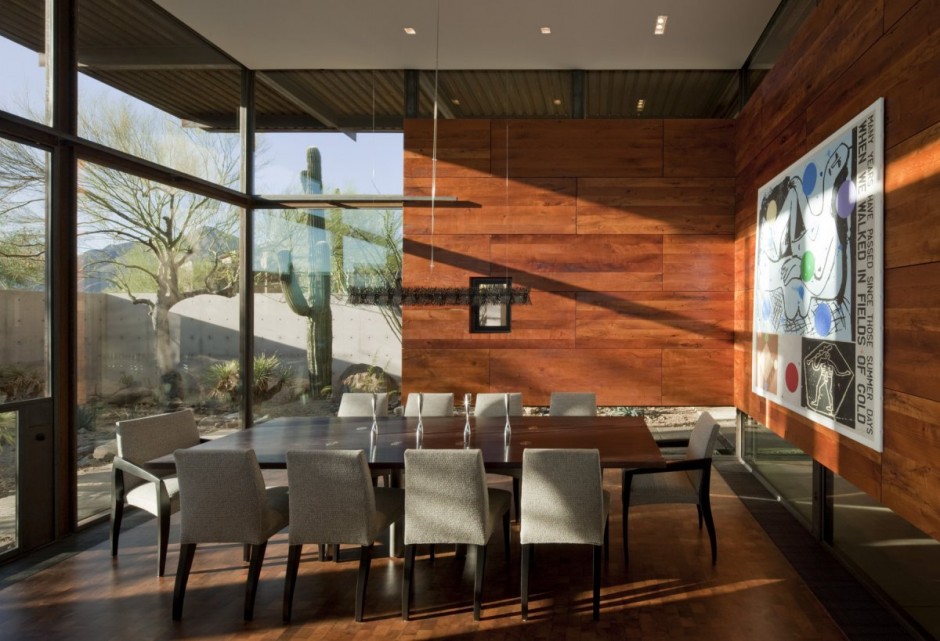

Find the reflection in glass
[[742, 415, 813, 524]]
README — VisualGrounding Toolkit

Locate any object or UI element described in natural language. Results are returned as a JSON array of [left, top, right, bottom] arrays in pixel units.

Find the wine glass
[[463, 392, 472, 447], [503, 393, 511, 445]]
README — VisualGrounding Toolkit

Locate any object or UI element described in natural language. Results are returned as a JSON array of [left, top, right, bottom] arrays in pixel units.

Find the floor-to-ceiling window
[[0, 137, 49, 554]]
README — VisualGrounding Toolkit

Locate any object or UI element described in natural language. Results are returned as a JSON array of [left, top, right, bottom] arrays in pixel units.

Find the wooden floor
[[0, 471, 848, 641]]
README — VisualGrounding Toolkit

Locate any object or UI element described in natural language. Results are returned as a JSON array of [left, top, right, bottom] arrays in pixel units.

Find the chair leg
[[318, 544, 327, 561], [430, 543, 436, 563], [401, 545, 416, 621], [473, 544, 487, 621], [157, 489, 171, 577], [697, 504, 704, 530], [333, 543, 341, 563], [512, 477, 521, 522], [592, 544, 602, 621], [110, 469, 124, 558], [701, 498, 718, 565], [244, 542, 267, 621], [520, 543, 533, 620], [283, 544, 303, 623], [243, 544, 251, 563], [172, 543, 197, 621], [502, 511, 511, 565], [603, 518, 610, 564], [621, 471, 634, 566], [355, 544, 374, 622]]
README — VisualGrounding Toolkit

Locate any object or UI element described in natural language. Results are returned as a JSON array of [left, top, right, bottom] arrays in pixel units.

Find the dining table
[[145, 414, 667, 472]]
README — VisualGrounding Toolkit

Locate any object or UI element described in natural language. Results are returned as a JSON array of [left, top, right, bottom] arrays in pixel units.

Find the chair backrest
[[404, 449, 489, 546], [116, 409, 200, 490], [474, 392, 523, 417], [286, 449, 376, 546], [519, 448, 605, 546], [174, 448, 276, 545], [403, 393, 454, 417], [685, 411, 721, 490], [337, 392, 389, 417], [549, 392, 597, 416]]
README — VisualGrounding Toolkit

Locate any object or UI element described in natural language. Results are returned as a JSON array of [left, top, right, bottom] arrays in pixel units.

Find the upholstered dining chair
[[549, 392, 597, 416], [337, 392, 389, 417], [474, 392, 524, 519], [621, 411, 721, 565], [172, 448, 289, 621], [519, 448, 609, 621], [403, 392, 455, 417], [111, 408, 201, 576], [283, 449, 404, 623], [402, 449, 512, 621], [473, 392, 523, 418]]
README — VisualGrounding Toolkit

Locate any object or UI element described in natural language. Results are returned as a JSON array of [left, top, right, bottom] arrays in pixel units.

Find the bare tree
[[0, 96, 241, 380]]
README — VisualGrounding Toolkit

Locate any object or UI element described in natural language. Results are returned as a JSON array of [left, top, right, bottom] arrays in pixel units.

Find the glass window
[[0, 137, 49, 402], [742, 414, 813, 524], [253, 205, 403, 418], [76, 0, 240, 184], [76, 161, 241, 520], [0, 0, 46, 124], [0, 411, 15, 554]]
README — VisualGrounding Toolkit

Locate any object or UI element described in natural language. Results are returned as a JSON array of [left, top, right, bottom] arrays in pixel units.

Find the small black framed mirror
[[469, 277, 512, 333]]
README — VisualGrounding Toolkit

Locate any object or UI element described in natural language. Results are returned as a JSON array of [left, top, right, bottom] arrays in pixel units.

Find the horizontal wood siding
[[734, 0, 940, 538], [404, 118, 735, 408]]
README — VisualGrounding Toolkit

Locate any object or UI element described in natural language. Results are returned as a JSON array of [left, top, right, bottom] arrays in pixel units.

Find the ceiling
[[154, 0, 783, 71], [2, 0, 815, 131]]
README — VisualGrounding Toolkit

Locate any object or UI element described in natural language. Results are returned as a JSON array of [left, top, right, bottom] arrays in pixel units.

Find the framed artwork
[[752, 98, 884, 452], [469, 277, 512, 333]]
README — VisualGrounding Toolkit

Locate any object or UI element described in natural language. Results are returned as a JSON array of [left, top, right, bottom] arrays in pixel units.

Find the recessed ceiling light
[[636, 99, 646, 112], [654, 15, 667, 35], [451, 98, 461, 106], [403, 27, 416, 35], [553, 98, 562, 105], [540, 26, 551, 35]]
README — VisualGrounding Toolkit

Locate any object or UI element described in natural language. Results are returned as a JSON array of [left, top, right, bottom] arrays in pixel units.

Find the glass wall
[[76, 162, 241, 520], [832, 474, 940, 638], [0, 0, 46, 124], [76, 0, 241, 185], [0, 410, 15, 554], [253, 205, 403, 419], [742, 414, 814, 524]]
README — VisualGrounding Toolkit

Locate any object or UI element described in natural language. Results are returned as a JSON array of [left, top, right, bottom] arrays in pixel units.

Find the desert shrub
[[206, 354, 291, 404], [0, 365, 45, 402]]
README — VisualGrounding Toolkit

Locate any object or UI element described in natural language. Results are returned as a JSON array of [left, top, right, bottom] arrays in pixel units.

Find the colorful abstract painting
[[752, 98, 883, 452]]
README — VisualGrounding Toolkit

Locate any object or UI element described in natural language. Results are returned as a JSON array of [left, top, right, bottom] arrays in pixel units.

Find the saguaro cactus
[[277, 147, 333, 398]]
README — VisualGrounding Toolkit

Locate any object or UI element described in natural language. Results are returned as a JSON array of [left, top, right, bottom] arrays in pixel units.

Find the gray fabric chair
[[337, 392, 389, 417], [549, 392, 597, 416], [111, 409, 201, 576], [519, 448, 609, 621], [473, 392, 523, 418], [402, 449, 512, 621], [474, 393, 524, 519], [283, 449, 404, 623], [172, 448, 289, 621], [403, 392, 454, 417], [622, 411, 721, 565]]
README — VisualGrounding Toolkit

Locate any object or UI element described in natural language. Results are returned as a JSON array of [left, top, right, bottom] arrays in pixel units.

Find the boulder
[[334, 364, 400, 404]]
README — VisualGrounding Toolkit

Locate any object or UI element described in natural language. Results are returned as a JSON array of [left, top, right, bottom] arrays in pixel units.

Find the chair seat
[[629, 470, 698, 506], [126, 477, 180, 515], [372, 487, 405, 538], [264, 486, 291, 536], [486, 488, 512, 535]]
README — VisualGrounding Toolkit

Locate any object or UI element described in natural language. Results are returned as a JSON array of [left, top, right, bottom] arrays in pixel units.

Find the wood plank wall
[[402, 119, 735, 407], [735, 0, 940, 538]]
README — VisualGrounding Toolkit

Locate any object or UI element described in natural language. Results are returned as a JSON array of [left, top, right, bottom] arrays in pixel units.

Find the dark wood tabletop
[[146, 415, 666, 471]]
